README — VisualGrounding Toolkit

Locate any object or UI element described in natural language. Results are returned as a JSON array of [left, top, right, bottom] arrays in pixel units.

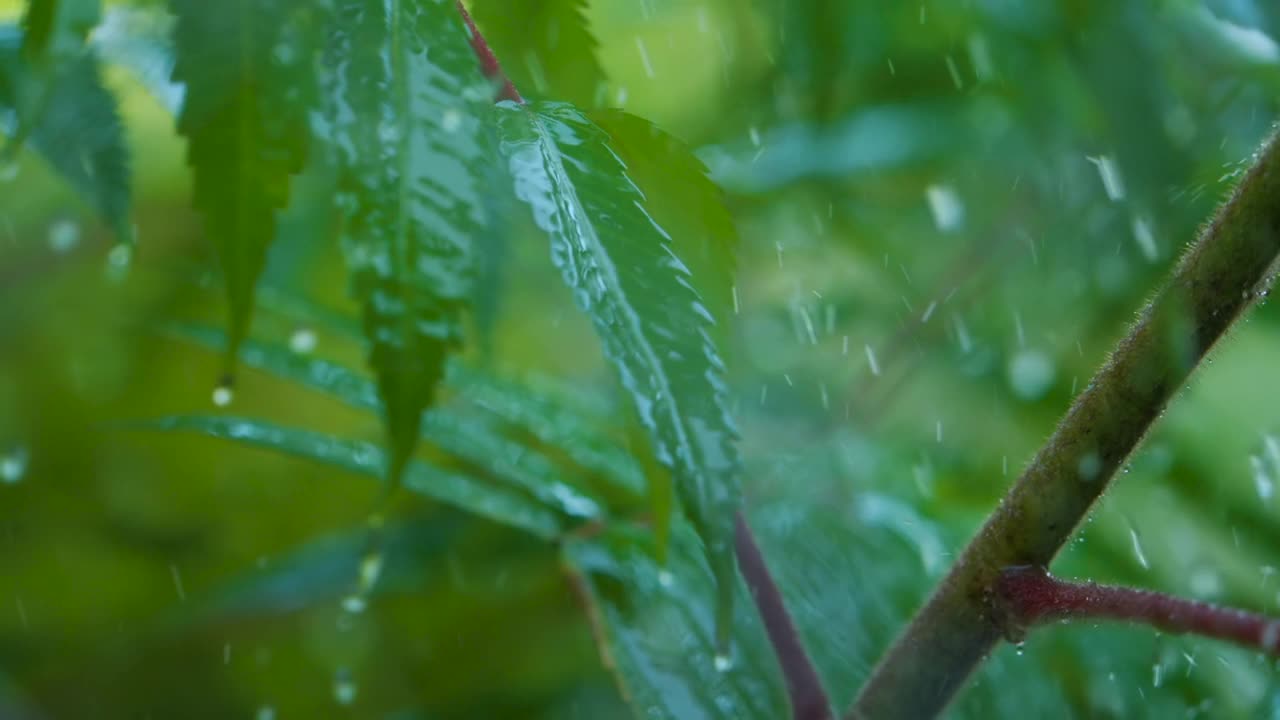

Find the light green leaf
[[468, 0, 606, 107], [139, 415, 562, 540], [171, 0, 319, 376], [496, 100, 741, 647], [317, 0, 495, 491], [0, 28, 131, 240]]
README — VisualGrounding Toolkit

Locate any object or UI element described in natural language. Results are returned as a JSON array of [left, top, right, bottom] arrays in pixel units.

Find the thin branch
[[735, 511, 833, 720], [998, 566, 1280, 658], [849, 129, 1280, 720], [455, 1, 522, 104]]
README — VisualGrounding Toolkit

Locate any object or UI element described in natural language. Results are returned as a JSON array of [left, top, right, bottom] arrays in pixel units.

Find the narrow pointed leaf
[[317, 0, 495, 491], [171, 0, 318, 375], [138, 415, 561, 539], [588, 109, 739, 341], [2, 0, 100, 157], [468, 0, 606, 107], [0, 30, 131, 240], [496, 100, 742, 645], [163, 323, 609, 520]]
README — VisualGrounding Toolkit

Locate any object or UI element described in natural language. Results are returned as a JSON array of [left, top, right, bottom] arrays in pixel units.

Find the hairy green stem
[[849, 132, 1280, 719]]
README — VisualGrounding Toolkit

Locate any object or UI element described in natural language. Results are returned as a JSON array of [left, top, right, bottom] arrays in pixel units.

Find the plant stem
[[849, 130, 1280, 720], [455, 1, 522, 103], [998, 566, 1280, 657], [735, 511, 833, 720]]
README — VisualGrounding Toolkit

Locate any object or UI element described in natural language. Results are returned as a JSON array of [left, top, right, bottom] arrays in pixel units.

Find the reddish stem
[[735, 511, 832, 720], [455, 1, 523, 103], [998, 566, 1280, 657]]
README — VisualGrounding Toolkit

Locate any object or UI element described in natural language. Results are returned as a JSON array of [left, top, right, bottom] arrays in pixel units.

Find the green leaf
[[0, 30, 132, 240], [496, 100, 742, 647], [138, 415, 562, 539], [317, 0, 496, 491], [564, 521, 790, 720], [92, 5, 182, 114], [171, 0, 319, 376], [163, 323, 609, 521], [588, 109, 739, 347], [467, 0, 606, 107]]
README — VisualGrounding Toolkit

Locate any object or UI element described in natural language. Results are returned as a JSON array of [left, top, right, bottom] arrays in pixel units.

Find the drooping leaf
[[2, 0, 100, 156], [468, 0, 606, 107], [163, 322, 610, 521], [589, 108, 739, 345], [496, 100, 742, 647], [0, 25, 131, 241], [316, 0, 496, 491], [171, 0, 319, 376], [138, 415, 561, 539]]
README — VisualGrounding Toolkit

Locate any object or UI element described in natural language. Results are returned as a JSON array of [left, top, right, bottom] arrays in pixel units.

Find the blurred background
[[3, 0, 1280, 717]]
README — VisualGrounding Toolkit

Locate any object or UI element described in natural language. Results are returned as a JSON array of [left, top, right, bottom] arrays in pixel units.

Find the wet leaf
[[0, 25, 131, 240], [588, 108, 739, 344], [139, 415, 561, 539], [316, 0, 496, 492], [467, 0, 605, 107], [163, 323, 611, 521], [496, 100, 741, 647], [171, 0, 319, 374]]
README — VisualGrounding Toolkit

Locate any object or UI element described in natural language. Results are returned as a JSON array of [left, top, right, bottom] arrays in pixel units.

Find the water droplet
[[0, 159, 18, 182], [864, 344, 881, 376], [289, 328, 317, 354], [1, 446, 29, 484], [925, 184, 964, 232], [441, 108, 462, 133], [1014, 642, 1025, 656], [272, 41, 296, 64], [1129, 526, 1150, 570], [47, 219, 80, 254], [255, 706, 276, 720], [105, 243, 132, 280], [657, 569, 674, 588], [713, 653, 733, 672], [1087, 154, 1126, 201], [1077, 451, 1102, 482], [333, 668, 357, 706], [212, 385, 234, 407], [1131, 214, 1158, 262], [1008, 349, 1055, 400]]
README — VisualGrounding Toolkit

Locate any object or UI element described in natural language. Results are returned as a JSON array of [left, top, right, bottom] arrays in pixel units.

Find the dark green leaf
[[138, 415, 562, 539], [0, 30, 131, 240], [171, 0, 319, 374], [496, 100, 741, 646], [468, 0, 606, 107], [589, 109, 739, 346], [316, 0, 496, 490], [564, 521, 789, 720]]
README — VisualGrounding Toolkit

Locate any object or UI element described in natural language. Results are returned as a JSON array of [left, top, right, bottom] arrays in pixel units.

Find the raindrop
[[441, 108, 462, 133], [1129, 526, 1150, 570], [1131, 214, 1158, 262], [289, 328, 317, 354], [333, 668, 357, 706], [1008, 349, 1055, 400], [967, 33, 993, 81], [713, 653, 733, 672], [272, 41, 296, 64], [864, 344, 881, 376], [212, 384, 234, 407], [256, 706, 275, 720], [0, 159, 17, 183], [657, 569, 674, 588], [635, 37, 655, 78], [1014, 642, 1025, 656], [106, 243, 132, 279], [1, 446, 28, 485], [1087, 154, 1126, 201], [925, 184, 964, 232], [170, 563, 187, 601], [47, 219, 81, 254]]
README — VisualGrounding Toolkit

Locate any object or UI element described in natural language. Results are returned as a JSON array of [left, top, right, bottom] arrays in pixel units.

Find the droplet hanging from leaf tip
[[212, 375, 234, 407]]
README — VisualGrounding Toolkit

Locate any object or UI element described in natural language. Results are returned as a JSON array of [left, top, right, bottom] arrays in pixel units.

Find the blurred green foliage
[[2, 0, 1280, 718]]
